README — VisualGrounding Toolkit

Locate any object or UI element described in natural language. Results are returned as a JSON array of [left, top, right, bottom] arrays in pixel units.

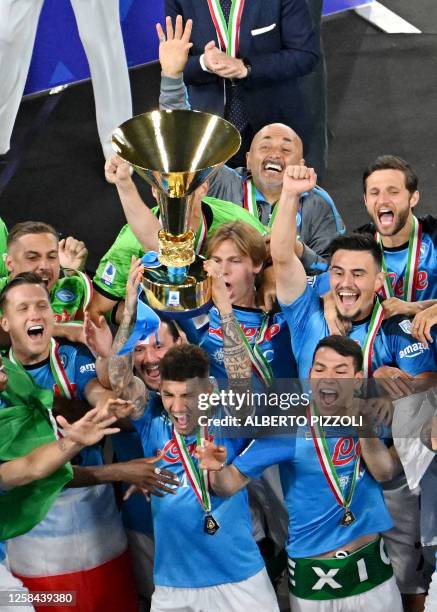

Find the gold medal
[[340, 508, 356, 527], [204, 513, 220, 535]]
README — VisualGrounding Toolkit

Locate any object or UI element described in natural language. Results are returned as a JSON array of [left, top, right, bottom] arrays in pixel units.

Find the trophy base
[[141, 256, 212, 319]]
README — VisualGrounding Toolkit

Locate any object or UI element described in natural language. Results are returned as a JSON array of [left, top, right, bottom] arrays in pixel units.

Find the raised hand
[[56, 407, 120, 447], [104, 155, 133, 188], [157, 15, 193, 78], [59, 236, 88, 272], [282, 165, 317, 197], [84, 311, 113, 359], [95, 397, 137, 420], [125, 256, 144, 316], [195, 439, 227, 471], [203, 259, 232, 314]]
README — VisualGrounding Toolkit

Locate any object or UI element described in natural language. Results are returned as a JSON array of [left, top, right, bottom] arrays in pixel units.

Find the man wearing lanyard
[[164, 0, 319, 167], [357, 155, 437, 337], [0, 360, 121, 612], [0, 273, 139, 611], [0, 221, 91, 344], [156, 16, 343, 274], [91, 153, 266, 323], [270, 165, 437, 383], [0, 0, 131, 160], [197, 335, 404, 611], [105, 263, 279, 612], [271, 165, 437, 612]]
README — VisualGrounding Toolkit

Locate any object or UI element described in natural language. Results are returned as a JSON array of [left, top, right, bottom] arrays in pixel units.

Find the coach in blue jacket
[[165, 0, 319, 162]]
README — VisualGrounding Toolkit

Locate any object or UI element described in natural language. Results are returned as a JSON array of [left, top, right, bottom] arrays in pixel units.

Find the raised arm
[[0, 408, 118, 490], [104, 156, 160, 253], [157, 16, 193, 111], [107, 259, 148, 418], [271, 165, 316, 305], [204, 260, 251, 383]]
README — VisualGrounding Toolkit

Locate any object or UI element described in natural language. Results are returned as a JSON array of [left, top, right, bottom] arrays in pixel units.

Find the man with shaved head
[[158, 19, 344, 274]]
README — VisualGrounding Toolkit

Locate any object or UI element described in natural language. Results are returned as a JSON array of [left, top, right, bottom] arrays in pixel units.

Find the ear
[[353, 371, 364, 392], [254, 262, 263, 275], [299, 158, 305, 166], [0, 315, 9, 333], [374, 271, 385, 294], [5, 255, 13, 274], [246, 151, 251, 171], [409, 190, 420, 209]]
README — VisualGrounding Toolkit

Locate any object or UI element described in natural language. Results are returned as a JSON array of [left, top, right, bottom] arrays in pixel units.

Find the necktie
[[218, 0, 248, 132]]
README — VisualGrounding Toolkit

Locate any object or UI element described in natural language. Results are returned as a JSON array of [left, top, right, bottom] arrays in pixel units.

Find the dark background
[[1, 1, 436, 273]]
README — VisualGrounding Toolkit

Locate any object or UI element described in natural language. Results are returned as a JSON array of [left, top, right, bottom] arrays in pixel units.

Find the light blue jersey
[[24, 341, 101, 467], [359, 216, 437, 301], [234, 433, 393, 558], [182, 305, 296, 388], [281, 285, 437, 379], [133, 400, 264, 588]]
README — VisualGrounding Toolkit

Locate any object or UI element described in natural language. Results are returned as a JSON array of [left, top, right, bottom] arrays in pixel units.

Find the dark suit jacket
[[165, 0, 319, 146]]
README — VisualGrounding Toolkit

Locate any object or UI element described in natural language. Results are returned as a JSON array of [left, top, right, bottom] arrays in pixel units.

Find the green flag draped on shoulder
[[0, 358, 73, 540]]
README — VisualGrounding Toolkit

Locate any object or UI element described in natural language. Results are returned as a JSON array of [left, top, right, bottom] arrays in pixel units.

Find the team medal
[[308, 404, 361, 527], [173, 426, 220, 536], [204, 513, 220, 535], [340, 508, 356, 527]]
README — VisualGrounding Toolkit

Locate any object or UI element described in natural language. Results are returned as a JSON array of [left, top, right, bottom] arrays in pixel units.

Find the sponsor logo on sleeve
[[79, 363, 96, 374], [398, 319, 413, 335], [101, 262, 116, 286]]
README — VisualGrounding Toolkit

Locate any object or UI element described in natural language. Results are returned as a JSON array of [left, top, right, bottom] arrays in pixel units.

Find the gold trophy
[[112, 109, 241, 316]]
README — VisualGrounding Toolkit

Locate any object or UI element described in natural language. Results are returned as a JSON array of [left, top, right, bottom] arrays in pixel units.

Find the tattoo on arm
[[108, 311, 148, 414], [221, 312, 252, 400], [57, 438, 68, 453]]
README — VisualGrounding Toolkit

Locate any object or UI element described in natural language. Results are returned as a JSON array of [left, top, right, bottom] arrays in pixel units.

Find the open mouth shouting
[[143, 362, 160, 381], [26, 324, 46, 344], [318, 387, 339, 407], [172, 412, 190, 433], [376, 207, 395, 229]]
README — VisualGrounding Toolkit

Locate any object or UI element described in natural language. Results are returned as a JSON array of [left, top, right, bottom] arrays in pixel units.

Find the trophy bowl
[[112, 109, 241, 316]]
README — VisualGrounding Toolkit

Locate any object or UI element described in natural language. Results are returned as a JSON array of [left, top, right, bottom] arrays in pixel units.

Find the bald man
[[158, 21, 344, 273]]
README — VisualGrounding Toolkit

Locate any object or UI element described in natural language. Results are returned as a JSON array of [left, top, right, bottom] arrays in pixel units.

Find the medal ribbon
[[9, 339, 74, 399], [207, 0, 245, 56], [234, 312, 274, 387], [173, 426, 212, 513], [243, 177, 297, 232], [308, 403, 361, 513], [361, 300, 384, 377], [77, 271, 93, 311], [376, 216, 421, 301], [194, 212, 207, 256]]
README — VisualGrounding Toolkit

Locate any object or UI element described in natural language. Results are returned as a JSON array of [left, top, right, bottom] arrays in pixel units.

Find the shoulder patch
[[398, 319, 412, 335], [55, 288, 76, 303], [101, 261, 116, 286]]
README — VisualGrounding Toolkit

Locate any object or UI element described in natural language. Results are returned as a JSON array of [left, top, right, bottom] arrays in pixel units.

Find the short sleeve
[[233, 436, 295, 479]]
